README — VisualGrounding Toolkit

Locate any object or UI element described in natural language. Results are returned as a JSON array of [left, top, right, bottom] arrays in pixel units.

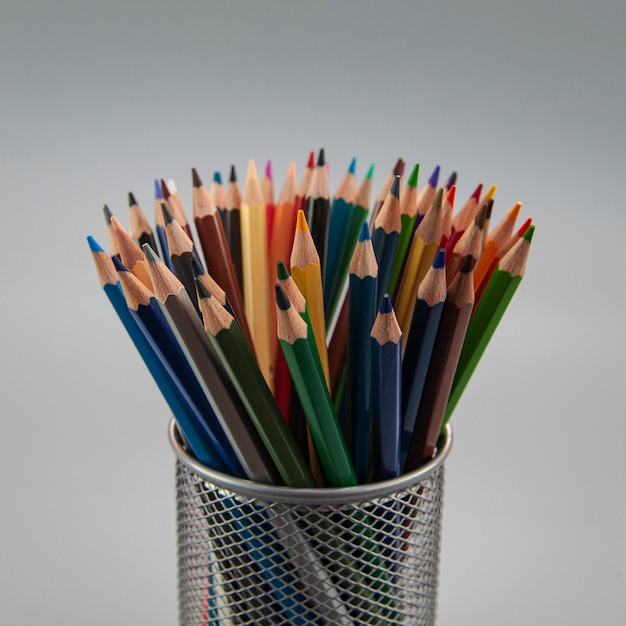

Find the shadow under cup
[[169, 418, 452, 626]]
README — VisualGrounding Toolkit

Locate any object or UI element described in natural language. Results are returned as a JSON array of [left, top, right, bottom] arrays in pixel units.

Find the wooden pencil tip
[[213, 171, 222, 184], [161, 202, 174, 224], [306, 150, 315, 169], [433, 248, 446, 268], [380, 293, 393, 314], [393, 158, 405, 176], [264, 159, 272, 179], [295, 209, 309, 232], [103, 204, 114, 225], [112, 255, 129, 273], [445, 171, 458, 189], [160, 179, 171, 199], [128, 192, 138, 207], [446, 184, 456, 207], [141, 243, 160, 264], [407, 163, 420, 188], [229, 164, 237, 183], [427, 165, 440, 188], [460, 254, 475, 274], [317, 148, 326, 167], [195, 277, 212, 300], [366, 163, 375, 179], [433, 187, 444, 208], [87, 235, 104, 253], [275, 284, 291, 311], [190, 256, 205, 278], [509, 201, 522, 220], [522, 223, 535, 242], [358, 220, 371, 242], [276, 260, 290, 280], [154, 179, 162, 199], [191, 167, 203, 188], [484, 184, 497, 200], [246, 159, 259, 181], [391, 175, 400, 198], [348, 157, 357, 175]]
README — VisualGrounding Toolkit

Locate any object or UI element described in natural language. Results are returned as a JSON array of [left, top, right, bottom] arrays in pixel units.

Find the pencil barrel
[[171, 419, 451, 626]]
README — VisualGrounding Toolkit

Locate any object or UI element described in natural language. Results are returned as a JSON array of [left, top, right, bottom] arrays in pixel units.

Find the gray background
[[1, 1, 624, 624]]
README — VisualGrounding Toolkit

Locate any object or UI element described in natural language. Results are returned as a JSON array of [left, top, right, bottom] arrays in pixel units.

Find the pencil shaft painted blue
[[371, 227, 400, 308], [346, 273, 377, 483], [103, 282, 231, 473], [371, 335, 402, 481], [400, 299, 445, 465], [129, 300, 243, 475], [323, 196, 353, 319]]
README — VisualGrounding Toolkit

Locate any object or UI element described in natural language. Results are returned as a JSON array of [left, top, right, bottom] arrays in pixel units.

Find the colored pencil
[[414, 164, 440, 227], [370, 157, 404, 226], [275, 285, 356, 487], [371, 294, 402, 481], [87, 236, 229, 473], [143, 243, 282, 484], [400, 249, 446, 465], [209, 171, 226, 214], [323, 157, 356, 320], [371, 175, 401, 307], [224, 164, 243, 291], [197, 279, 315, 488], [294, 150, 315, 214], [447, 181, 483, 253], [108, 213, 153, 291], [473, 201, 522, 292], [261, 159, 275, 247], [305, 148, 331, 275], [163, 178, 194, 244], [153, 180, 173, 271], [394, 187, 444, 339], [161, 202, 202, 312], [404, 254, 475, 471], [444, 170, 458, 190], [128, 192, 157, 252], [290, 209, 330, 386], [345, 222, 378, 482], [445, 224, 535, 423], [388, 162, 419, 298], [440, 184, 456, 249], [240, 159, 273, 388], [103, 204, 120, 259], [191, 167, 253, 350]]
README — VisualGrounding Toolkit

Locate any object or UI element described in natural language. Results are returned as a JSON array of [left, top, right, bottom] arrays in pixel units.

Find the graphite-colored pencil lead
[[317, 147, 325, 167], [191, 166, 202, 188], [128, 192, 138, 207], [393, 158, 405, 177]]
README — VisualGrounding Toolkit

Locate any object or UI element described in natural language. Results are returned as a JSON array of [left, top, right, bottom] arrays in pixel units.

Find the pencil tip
[[445, 171, 457, 189], [407, 163, 420, 188], [103, 204, 113, 225], [128, 192, 138, 207], [484, 184, 497, 200], [306, 150, 315, 169], [246, 159, 258, 181], [471, 183, 483, 201], [154, 179, 162, 200], [348, 157, 357, 175], [86, 235, 103, 253], [317, 148, 325, 167], [160, 179, 171, 199], [460, 254, 475, 274], [112, 255, 129, 273], [446, 185, 456, 207], [195, 277, 212, 300], [229, 164, 237, 183], [192, 167, 202, 188], [358, 220, 371, 242], [213, 171, 222, 185], [428, 165, 440, 188], [275, 284, 291, 311], [142, 243, 159, 263], [366, 163, 375, 179], [296, 209, 309, 232], [380, 293, 393, 314], [276, 260, 289, 280], [161, 202, 174, 224], [393, 158, 405, 177], [190, 256, 205, 278], [522, 223, 535, 242], [433, 187, 444, 208], [433, 248, 446, 269], [265, 159, 272, 179], [390, 175, 400, 199]]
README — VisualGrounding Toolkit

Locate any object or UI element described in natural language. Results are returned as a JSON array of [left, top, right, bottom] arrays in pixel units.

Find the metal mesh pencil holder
[[169, 419, 452, 626]]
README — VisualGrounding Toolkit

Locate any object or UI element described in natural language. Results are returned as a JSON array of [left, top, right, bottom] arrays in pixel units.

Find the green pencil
[[444, 224, 535, 424], [196, 279, 316, 488]]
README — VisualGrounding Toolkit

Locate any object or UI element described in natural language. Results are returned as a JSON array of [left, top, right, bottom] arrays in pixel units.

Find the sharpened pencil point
[[87, 235, 104, 253], [161, 202, 174, 224], [433, 187, 444, 209], [433, 248, 446, 269], [103, 204, 113, 225], [141, 243, 160, 264], [229, 165, 237, 183], [445, 171, 458, 189], [160, 179, 171, 199], [471, 183, 483, 201], [276, 260, 290, 281], [213, 171, 222, 185], [407, 163, 420, 188], [264, 160, 272, 179], [317, 148, 325, 167], [446, 185, 456, 207], [358, 220, 371, 242], [154, 179, 162, 200], [295, 209, 309, 232], [190, 256, 204, 278], [195, 277, 212, 300], [484, 184, 497, 200], [391, 175, 400, 199], [522, 223, 535, 243], [366, 163, 375, 179], [427, 165, 440, 188], [275, 284, 291, 311], [348, 157, 356, 175], [393, 158, 405, 177], [380, 293, 393, 314], [112, 255, 129, 273], [128, 192, 138, 207], [306, 150, 315, 169], [191, 167, 202, 188], [460, 254, 475, 274]]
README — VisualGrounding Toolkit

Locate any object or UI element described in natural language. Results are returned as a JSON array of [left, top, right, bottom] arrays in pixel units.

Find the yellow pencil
[[240, 159, 273, 389], [290, 209, 330, 388]]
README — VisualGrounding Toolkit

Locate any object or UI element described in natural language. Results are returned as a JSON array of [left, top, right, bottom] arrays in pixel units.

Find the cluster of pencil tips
[[87, 150, 534, 488]]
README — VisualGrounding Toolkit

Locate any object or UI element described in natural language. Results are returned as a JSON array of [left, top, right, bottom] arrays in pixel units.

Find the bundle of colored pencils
[[88, 152, 534, 487]]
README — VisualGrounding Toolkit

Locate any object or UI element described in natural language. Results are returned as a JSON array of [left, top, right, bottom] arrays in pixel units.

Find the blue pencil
[[371, 295, 402, 481], [400, 249, 447, 465]]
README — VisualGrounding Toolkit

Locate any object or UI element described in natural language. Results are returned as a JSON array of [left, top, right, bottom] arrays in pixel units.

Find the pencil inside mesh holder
[[169, 419, 452, 626]]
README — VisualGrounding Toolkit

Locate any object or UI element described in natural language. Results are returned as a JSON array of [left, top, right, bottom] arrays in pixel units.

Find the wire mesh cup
[[169, 419, 453, 626]]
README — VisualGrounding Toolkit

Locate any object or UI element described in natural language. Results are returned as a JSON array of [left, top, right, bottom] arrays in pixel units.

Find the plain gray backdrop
[[1, 1, 624, 624]]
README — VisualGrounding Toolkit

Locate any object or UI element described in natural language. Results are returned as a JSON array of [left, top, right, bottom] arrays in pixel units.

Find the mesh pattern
[[176, 461, 444, 625]]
